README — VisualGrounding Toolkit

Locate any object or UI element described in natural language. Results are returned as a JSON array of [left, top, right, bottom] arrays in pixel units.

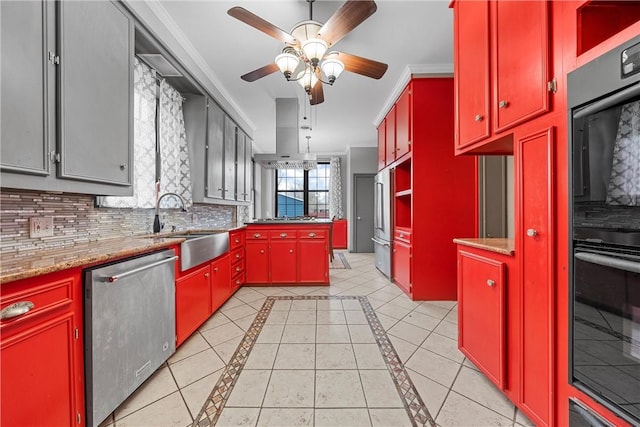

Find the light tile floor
[[99, 251, 534, 427]]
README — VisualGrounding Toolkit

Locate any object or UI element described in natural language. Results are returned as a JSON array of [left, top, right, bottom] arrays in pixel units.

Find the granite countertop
[[247, 219, 332, 225], [453, 238, 515, 256], [0, 227, 246, 285]]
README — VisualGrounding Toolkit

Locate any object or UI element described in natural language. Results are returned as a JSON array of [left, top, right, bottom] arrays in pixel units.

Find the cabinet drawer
[[1, 276, 74, 329], [298, 229, 326, 239], [229, 230, 244, 249], [230, 247, 244, 265], [247, 230, 268, 240], [269, 230, 296, 240], [232, 260, 245, 277], [394, 229, 411, 243]]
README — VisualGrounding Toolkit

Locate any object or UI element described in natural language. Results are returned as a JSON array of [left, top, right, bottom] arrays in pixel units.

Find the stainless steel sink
[[174, 232, 229, 271]]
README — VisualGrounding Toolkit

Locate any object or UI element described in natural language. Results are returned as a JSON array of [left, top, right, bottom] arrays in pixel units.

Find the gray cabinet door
[[183, 95, 207, 202], [1, 0, 54, 176], [223, 116, 236, 201], [58, 1, 133, 186], [245, 137, 253, 202], [236, 130, 245, 201], [206, 100, 224, 199]]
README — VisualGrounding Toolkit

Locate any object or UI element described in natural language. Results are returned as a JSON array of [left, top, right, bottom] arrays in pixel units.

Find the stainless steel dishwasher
[[84, 249, 177, 427]]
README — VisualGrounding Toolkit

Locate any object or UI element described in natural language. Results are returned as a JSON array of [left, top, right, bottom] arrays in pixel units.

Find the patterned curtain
[[607, 100, 640, 206], [329, 156, 343, 219], [98, 58, 157, 208], [158, 80, 193, 208]]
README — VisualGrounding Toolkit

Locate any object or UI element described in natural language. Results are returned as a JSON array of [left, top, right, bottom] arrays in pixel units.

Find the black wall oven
[[569, 34, 640, 426]]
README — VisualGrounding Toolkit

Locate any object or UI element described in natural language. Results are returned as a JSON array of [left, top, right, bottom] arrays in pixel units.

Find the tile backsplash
[[0, 188, 237, 255]]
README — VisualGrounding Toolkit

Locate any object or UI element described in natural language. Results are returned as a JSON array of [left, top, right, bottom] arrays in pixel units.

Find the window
[[276, 162, 330, 218]]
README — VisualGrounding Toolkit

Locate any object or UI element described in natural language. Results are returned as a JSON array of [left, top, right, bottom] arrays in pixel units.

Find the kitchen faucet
[[153, 192, 187, 233]]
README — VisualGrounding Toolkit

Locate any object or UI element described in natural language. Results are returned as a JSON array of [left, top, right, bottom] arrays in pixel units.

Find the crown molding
[[373, 64, 454, 127]]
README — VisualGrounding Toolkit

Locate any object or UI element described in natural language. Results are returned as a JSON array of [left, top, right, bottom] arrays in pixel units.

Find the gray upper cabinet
[[58, 1, 133, 186], [0, 0, 133, 195], [245, 136, 253, 202], [0, 0, 54, 177], [236, 130, 245, 201], [206, 100, 225, 200], [223, 116, 236, 201]]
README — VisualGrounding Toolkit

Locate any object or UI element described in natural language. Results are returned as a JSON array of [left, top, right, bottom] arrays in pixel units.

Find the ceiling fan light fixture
[[321, 58, 344, 84], [301, 38, 328, 66], [297, 67, 319, 91], [275, 52, 299, 79]]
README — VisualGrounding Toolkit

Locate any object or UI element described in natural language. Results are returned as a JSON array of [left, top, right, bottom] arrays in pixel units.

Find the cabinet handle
[[253, 233, 261, 238], [499, 100, 509, 109], [205, 273, 210, 278], [236, 266, 241, 272], [280, 233, 287, 238], [399, 233, 404, 238], [474, 114, 484, 122], [236, 279, 241, 285], [309, 232, 316, 238], [487, 279, 495, 287], [527, 228, 538, 237], [213, 267, 218, 272], [289, 249, 294, 253], [235, 239, 240, 243], [119, 163, 127, 170], [260, 249, 265, 254], [236, 253, 241, 259], [1, 301, 35, 320]]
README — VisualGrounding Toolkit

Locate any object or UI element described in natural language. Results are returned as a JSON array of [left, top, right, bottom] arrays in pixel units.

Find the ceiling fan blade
[[310, 69, 324, 105], [228, 7, 297, 45], [329, 51, 388, 79], [317, 0, 377, 46], [241, 63, 279, 82]]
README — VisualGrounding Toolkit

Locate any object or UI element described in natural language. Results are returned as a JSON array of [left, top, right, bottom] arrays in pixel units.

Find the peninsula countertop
[[453, 238, 515, 256]]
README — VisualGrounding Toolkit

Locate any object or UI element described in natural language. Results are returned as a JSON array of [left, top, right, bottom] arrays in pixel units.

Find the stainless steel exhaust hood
[[255, 98, 317, 170]]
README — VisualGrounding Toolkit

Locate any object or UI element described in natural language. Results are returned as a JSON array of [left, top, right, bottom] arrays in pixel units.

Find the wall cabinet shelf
[[0, 0, 134, 195]]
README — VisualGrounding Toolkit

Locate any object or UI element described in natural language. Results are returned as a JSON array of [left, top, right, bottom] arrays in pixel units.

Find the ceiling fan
[[228, 0, 388, 105]]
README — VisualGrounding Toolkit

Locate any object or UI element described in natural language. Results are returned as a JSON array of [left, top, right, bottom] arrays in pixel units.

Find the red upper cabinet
[[452, 0, 551, 154], [395, 86, 412, 159], [377, 120, 386, 171], [492, 1, 550, 133], [385, 105, 396, 165], [454, 0, 491, 148]]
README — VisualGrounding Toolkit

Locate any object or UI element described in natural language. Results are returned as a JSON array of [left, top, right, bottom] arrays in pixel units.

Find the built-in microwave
[[569, 34, 640, 426]]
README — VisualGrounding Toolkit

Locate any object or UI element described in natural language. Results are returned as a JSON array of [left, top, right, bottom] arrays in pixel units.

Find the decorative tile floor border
[[337, 252, 351, 269], [193, 295, 434, 427]]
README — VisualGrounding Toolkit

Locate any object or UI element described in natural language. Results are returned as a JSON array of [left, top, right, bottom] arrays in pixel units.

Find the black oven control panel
[[622, 40, 640, 78]]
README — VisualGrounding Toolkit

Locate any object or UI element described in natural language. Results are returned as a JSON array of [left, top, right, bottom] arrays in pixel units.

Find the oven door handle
[[575, 252, 640, 274]]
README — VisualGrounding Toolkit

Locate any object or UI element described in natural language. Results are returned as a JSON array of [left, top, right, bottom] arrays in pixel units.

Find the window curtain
[[98, 58, 157, 208], [329, 156, 343, 219], [158, 80, 192, 208], [607, 100, 640, 206]]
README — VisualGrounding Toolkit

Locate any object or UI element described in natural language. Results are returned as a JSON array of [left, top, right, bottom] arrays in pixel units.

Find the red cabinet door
[[332, 219, 347, 249], [454, 0, 491, 148], [270, 241, 297, 283], [245, 241, 269, 283], [393, 240, 411, 295], [395, 86, 411, 159], [493, 0, 550, 133], [518, 127, 554, 426], [1, 272, 82, 427], [457, 250, 506, 389], [385, 105, 396, 165], [377, 120, 386, 171], [298, 239, 328, 283], [211, 254, 231, 313], [176, 265, 210, 345]]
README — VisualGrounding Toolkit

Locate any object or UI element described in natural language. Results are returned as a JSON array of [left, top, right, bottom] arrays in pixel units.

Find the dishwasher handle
[[107, 255, 179, 282]]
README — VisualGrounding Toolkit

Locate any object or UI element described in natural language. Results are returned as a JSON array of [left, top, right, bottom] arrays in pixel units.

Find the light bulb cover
[[321, 58, 344, 84], [297, 67, 319, 91], [275, 52, 300, 79], [301, 38, 328, 65]]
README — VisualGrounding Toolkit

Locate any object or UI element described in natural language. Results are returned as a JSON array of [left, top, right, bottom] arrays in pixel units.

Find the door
[[270, 240, 297, 283], [354, 174, 375, 252], [518, 127, 554, 426], [211, 254, 231, 313], [245, 241, 269, 283], [206, 100, 224, 199]]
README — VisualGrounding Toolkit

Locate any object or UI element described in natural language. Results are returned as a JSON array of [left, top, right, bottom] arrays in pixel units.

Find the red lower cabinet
[[176, 264, 210, 346], [298, 238, 328, 283], [457, 250, 506, 388], [246, 241, 269, 283], [211, 254, 231, 313], [393, 239, 411, 294], [332, 219, 347, 249], [270, 240, 297, 283], [1, 270, 84, 427]]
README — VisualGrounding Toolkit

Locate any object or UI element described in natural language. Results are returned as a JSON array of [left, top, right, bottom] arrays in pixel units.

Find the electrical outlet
[[30, 216, 54, 238]]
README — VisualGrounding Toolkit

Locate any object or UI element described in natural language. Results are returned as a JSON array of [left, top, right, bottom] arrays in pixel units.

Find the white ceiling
[[154, 0, 454, 154]]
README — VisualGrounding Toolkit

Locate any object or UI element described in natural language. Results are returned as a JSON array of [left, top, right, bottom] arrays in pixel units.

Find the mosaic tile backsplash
[[0, 188, 238, 255]]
